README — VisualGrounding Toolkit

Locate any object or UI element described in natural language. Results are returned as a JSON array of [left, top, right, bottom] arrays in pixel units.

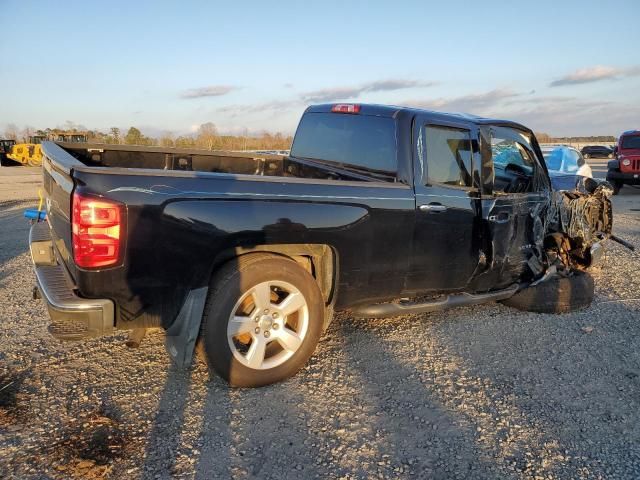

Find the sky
[[0, 0, 639, 137]]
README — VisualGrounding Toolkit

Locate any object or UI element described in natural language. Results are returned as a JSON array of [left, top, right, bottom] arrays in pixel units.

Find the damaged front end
[[544, 178, 615, 271]]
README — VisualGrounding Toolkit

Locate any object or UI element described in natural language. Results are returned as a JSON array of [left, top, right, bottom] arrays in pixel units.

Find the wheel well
[[210, 244, 337, 305]]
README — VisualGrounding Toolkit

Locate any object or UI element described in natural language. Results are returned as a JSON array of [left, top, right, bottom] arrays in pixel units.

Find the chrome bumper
[[30, 222, 114, 340]]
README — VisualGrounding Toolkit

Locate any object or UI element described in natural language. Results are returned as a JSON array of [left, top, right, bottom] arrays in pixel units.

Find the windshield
[[621, 135, 640, 150]]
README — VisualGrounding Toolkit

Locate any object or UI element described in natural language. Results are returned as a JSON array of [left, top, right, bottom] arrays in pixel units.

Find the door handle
[[419, 203, 447, 213], [488, 212, 511, 223]]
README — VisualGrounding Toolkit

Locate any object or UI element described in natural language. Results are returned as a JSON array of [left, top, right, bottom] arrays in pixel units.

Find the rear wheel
[[201, 253, 324, 387]]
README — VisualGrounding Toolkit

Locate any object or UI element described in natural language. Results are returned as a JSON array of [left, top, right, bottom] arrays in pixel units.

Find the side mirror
[[613, 146, 618, 154], [577, 156, 585, 167]]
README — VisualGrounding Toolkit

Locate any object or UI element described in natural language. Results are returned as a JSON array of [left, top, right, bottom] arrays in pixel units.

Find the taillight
[[331, 104, 360, 114], [72, 192, 124, 268]]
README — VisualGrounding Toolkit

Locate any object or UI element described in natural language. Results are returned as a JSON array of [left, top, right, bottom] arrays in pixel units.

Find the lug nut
[[273, 323, 279, 330], [254, 316, 259, 322], [272, 312, 279, 318], [254, 327, 260, 334], [264, 331, 270, 338], [264, 309, 269, 314]]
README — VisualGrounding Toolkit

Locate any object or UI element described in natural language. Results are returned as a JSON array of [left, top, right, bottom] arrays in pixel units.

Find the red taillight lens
[[331, 104, 360, 114], [72, 192, 124, 268]]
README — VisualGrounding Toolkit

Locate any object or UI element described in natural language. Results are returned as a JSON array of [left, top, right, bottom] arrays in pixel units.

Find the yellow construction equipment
[[7, 135, 46, 166], [7, 132, 87, 166]]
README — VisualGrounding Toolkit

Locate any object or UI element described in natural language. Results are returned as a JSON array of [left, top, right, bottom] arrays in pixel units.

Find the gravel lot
[[1, 166, 639, 479]]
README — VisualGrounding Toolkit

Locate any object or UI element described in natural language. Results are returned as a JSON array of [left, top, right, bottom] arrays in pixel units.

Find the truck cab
[[607, 130, 640, 194]]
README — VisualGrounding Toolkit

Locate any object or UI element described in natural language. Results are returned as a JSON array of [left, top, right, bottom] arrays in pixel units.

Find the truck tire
[[201, 253, 324, 387], [500, 271, 594, 314], [612, 181, 623, 195]]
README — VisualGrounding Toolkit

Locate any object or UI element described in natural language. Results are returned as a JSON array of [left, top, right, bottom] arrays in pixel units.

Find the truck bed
[[40, 139, 414, 335], [57, 142, 391, 183]]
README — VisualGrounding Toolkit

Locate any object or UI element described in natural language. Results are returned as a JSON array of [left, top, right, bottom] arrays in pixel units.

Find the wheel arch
[[208, 244, 338, 307]]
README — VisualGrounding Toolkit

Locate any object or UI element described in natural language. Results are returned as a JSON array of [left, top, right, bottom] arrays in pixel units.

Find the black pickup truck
[[31, 103, 614, 387]]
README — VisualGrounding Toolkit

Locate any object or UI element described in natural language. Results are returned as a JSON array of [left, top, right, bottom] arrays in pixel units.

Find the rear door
[[406, 117, 482, 293]]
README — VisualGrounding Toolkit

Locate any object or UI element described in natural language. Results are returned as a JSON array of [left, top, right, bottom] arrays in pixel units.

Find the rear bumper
[[30, 222, 114, 340], [607, 170, 640, 185]]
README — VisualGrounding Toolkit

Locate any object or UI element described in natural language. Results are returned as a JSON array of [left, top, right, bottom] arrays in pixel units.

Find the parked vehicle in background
[[0, 139, 16, 166], [30, 103, 617, 387], [581, 145, 614, 159], [607, 130, 640, 194], [542, 146, 592, 177]]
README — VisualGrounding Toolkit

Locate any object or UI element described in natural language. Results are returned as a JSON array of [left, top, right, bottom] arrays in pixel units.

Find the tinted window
[[425, 125, 473, 187], [622, 136, 640, 149], [291, 112, 397, 173]]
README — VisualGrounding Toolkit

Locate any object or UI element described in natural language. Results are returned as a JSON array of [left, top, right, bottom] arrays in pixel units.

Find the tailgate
[[41, 142, 78, 278]]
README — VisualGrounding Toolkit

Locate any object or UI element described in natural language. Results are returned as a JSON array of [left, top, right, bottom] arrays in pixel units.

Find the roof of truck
[[306, 103, 532, 132]]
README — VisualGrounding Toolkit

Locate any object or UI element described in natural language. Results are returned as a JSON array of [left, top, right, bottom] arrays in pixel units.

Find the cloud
[[181, 85, 238, 99], [217, 99, 302, 116], [500, 98, 635, 136], [404, 88, 520, 113], [300, 79, 436, 103], [550, 65, 640, 87], [400, 89, 639, 135]]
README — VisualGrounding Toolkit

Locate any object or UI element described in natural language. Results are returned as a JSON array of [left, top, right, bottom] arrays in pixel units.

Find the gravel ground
[[1, 167, 639, 479]]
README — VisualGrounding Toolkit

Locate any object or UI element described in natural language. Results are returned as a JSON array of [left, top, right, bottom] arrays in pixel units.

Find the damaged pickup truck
[[31, 103, 622, 387]]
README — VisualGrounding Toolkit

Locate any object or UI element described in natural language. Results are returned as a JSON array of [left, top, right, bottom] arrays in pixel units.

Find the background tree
[[3, 123, 19, 141], [124, 127, 145, 145], [20, 126, 36, 142], [175, 136, 196, 148], [196, 122, 218, 150], [109, 127, 121, 144], [159, 131, 175, 147]]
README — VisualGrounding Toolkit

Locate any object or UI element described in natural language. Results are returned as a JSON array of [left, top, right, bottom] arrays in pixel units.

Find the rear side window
[[425, 125, 473, 187], [291, 112, 397, 173]]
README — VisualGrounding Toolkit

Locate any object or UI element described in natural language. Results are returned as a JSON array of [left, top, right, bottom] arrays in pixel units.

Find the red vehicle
[[607, 130, 640, 194]]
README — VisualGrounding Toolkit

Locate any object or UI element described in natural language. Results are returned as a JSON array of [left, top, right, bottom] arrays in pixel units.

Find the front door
[[406, 119, 482, 294], [470, 125, 550, 291]]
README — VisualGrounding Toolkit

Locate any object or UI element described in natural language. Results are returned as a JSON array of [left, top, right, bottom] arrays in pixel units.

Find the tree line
[[2, 122, 293, 151], [535, 132, 616, 143]]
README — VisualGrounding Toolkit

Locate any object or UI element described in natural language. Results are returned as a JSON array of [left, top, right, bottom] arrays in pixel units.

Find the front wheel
[[500, 270, 594, 314], [612, 180, 623, 195], [201, 253, 325, 387]]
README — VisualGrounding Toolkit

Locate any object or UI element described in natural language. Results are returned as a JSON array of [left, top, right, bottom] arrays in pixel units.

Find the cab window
[[424, 125, 473, 188]]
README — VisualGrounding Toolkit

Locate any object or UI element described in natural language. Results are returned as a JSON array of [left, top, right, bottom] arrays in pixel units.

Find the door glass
[[425, 125, 473, 188], [490, 127, 539, 193]]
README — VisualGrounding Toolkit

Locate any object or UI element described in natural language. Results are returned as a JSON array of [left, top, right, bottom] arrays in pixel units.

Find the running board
[[352, 284, 519, 319]]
